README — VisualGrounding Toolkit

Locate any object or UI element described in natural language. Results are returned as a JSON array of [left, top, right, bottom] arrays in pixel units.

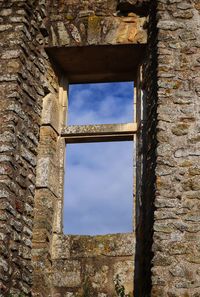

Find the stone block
[[105, 16, 147, 44], [113, 259, 134, 295], [50, 260, 81, 287], [41, 93, 60, 133], [53, 198, 63, 234], [32, 188, 57, 253], [88, 16, 101, 44], [36, 156, 60, 197], [84, 261, 109, 291], [57, 22, 70, 46], [52, 235, 70, 260], [38, 126, 58, 159]]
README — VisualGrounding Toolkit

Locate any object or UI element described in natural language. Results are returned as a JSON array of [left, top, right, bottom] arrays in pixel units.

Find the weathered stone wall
[[1, 0, 199, 296], [48, 0, 147, 47], [151, 1, 200, 296], [0, 0, 58, 295], [50, 233, 134, 296], [135, 1, 200, 297]]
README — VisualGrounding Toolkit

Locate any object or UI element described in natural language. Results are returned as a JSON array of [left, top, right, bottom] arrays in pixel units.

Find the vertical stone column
[[32, 80, 67, 296], [152, 1, 200, 296], [32, 94, 60, 295]]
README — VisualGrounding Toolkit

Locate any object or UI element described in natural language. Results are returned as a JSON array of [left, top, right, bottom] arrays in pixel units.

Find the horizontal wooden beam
[[61, 123, 137, 143]]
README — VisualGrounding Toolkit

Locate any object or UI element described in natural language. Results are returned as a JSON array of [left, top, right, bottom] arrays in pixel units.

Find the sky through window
[[64, 82, 134, 235], [67, 82, 134, 125]]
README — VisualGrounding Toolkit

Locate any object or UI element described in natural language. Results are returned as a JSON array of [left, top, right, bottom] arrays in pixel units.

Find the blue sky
[[64, 82, 134, 235]]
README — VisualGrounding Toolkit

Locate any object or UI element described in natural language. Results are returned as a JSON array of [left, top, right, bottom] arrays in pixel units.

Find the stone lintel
[[61, 123, 137, 143], [46, 44, 146, 84]]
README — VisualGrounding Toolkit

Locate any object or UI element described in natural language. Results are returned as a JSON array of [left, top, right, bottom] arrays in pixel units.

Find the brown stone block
[[33, 197, 54, 221], [32, 228, 51, 243], [154, 210, 177, 220], [88, 15, 101, 44], [33, 189, 57, 243], [56, 22, 70, 46], [154, 222, 175, 233], [33, 216, 53, 234], [50, 260, 81, 287], [151, 286, 166, 297], [185, 212, 200, 223], [52, 198, 63, 234], [169, 242, 190, 255], [36, 156, 60, 197], [182, 177, 200, 191], [41, 93, 60, 132], [113, 259, 134, 295], [84, 260, 109, 287], [189, 167, 200, 176], [52, 235, 70, 260], [32, 240, 49, 251], [104, 15, 147, 44], [171, 123, 190, 136], [34, 188, 56, 209], [38, 126, 58, 157], [186, 253, 200, 265], [153, 252, 173, 266], [172, 10, 194, 19], [195, 3, 200, 11]]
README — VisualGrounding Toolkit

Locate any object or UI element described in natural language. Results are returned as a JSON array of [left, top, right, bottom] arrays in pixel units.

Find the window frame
[[60, 79, 140, 234]]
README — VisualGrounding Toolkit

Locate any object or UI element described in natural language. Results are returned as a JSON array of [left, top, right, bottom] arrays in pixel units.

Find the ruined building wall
[[0, 0, 148, 295], [151, 1, 200, 296], [0, 0, 58, 295], [0, 0, 200, 296], [136, 1, 200, 297]]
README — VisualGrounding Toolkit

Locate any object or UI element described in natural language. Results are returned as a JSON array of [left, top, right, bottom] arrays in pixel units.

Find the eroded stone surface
[[50, 233, 135, 295]]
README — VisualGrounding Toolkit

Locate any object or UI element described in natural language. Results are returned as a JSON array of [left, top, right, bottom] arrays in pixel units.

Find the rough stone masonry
[[0, 0, 200, 296]]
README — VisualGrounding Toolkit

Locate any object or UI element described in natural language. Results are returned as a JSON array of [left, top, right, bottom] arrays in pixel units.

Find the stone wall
[[152, 1, 200, 296], [50, 233, 134, 296], [1, 0, 199, 296], [0, 0, 58, 295], [48, 0, 147, 47], [134, 1, 200, 296]]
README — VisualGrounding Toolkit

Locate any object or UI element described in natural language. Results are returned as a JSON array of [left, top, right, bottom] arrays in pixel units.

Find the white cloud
[[67, 82, 134, 125]]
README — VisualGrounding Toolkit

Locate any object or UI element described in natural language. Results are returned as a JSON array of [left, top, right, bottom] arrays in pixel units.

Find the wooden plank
[[61, 123, 137, 143]]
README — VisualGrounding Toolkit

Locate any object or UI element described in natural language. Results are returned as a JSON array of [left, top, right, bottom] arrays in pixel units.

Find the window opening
[[64, 141, 133, 235], [62, 80, 137, 235], [67, 82, 134, 125]]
